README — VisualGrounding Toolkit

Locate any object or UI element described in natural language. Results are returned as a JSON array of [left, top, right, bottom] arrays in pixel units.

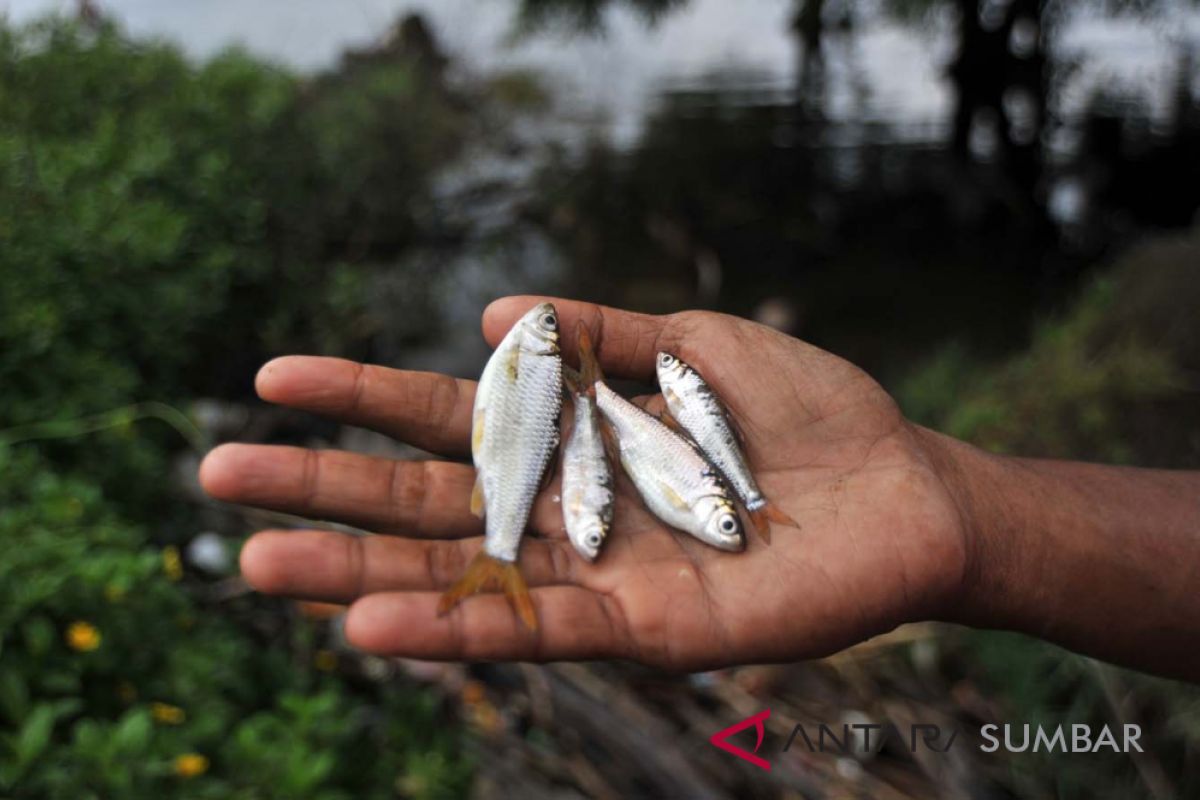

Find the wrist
[[906, 423, 1026, 630], [909, 423, 1200, 680]]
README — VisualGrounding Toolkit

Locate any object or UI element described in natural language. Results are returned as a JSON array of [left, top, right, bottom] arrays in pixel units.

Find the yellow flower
[[66, 621, 101, 652], [313, 649, 338, 672], [152, 702, 186, 725], [163, 546, 183, 581], [173, 753, 209, 778]]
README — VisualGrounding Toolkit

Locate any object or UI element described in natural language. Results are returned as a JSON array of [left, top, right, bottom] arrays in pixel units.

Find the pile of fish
[[437, 302, 797, 629]]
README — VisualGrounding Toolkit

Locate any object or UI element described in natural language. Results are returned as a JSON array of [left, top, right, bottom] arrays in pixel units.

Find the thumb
[[482, 296, 678, 382]]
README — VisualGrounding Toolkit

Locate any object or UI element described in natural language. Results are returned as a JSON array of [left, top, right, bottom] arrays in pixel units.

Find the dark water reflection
[[40, 1, 1191, 389], [515, 8, 1200, 386], [21, 1, 1194, 386]]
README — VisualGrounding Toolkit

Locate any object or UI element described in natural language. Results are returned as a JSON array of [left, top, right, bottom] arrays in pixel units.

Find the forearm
[[926, 428, 1200, 680]]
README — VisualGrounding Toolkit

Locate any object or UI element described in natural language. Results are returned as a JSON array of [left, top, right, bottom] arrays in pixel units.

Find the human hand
[[199, 297, 971, 669]]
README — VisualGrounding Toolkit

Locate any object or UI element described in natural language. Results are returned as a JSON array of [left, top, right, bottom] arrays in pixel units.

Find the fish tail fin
[[577, 323, 603, 395], [436, 552, 538, 631], [747, 507, 773, 545], [748, 501, 800, 544], [562, 364, 583, 394]]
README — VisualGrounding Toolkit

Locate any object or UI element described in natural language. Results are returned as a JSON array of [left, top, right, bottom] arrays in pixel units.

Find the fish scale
[[593, 381, 744, 551], [656, 352, 798, 543], [478, 346, 561, 561], [437, 302, 562, 630], [561, 325, 615, 561], [661, 362, 762, 510]]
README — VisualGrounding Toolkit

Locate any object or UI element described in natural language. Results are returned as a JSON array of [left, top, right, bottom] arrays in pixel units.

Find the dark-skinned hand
[[199, 297, 969, 669]]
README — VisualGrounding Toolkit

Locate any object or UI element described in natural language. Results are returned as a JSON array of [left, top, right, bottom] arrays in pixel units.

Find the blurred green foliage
[[900, 230, 1200, 467], [899, 231, 1200, 798], [0, 17, 471, 798], [0, 17, 468, 429], [1, 8, 1196, 798], [0, 14, 476, 511], [0, 446, 467, 799], [0, 20, 287, 422]]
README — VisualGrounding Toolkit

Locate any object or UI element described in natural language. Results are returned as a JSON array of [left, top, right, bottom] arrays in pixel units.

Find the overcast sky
[[2, 0, 1196, 142]]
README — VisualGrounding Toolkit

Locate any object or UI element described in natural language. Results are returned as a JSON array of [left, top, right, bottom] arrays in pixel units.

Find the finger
[[255, 356, 474, 457], [200, 443, 594, 540], [239, 529, 581, 602], [483, 296, 682, 382], [199, 443, 482, 538], [344, 586, 630, 661]]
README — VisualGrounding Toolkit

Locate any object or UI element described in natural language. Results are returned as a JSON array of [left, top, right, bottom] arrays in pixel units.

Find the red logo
[[709, 709, 771, 771]]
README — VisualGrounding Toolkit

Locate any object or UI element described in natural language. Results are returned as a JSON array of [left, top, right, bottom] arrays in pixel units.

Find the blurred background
[[1, 0, 1198, 797]]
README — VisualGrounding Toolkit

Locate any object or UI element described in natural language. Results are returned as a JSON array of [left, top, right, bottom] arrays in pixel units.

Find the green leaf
[[22, 617, 55, 657], [113, 709, 152, 753], [291, 751, 335, 793], [38, 670, 81, 695], [14, 703, 56, 769], [0, 668, 30, 723]]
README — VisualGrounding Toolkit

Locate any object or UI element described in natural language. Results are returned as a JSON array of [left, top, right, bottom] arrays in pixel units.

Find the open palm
[[200, 296, 969, 669]]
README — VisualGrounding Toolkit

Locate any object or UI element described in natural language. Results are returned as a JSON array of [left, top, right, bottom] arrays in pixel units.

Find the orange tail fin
[[436, 552, 537, 630], [748, 502, 800, 545], [577, 323, 604, 394]]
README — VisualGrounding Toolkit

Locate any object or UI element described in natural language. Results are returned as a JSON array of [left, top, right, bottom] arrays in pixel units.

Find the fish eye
[[718, 514, 738, 534], [539, 312, 557, 330], [586, 533, 602, 547], [658, 353, 675, 367]]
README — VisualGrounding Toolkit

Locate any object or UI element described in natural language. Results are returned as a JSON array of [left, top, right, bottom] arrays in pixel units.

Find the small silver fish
[[438, 302, 563, 629], [561, 327, 615, 561], [593, 381, 744, 551], [656, 352, 797, 543]]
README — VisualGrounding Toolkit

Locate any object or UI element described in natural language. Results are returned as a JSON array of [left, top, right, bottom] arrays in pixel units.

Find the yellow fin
[[436, 552, 537, 630], [657, 480, 689, 511], [469, 474, 485, 518], [471, 410, 485, 452], [505, 347, 520, 382]]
